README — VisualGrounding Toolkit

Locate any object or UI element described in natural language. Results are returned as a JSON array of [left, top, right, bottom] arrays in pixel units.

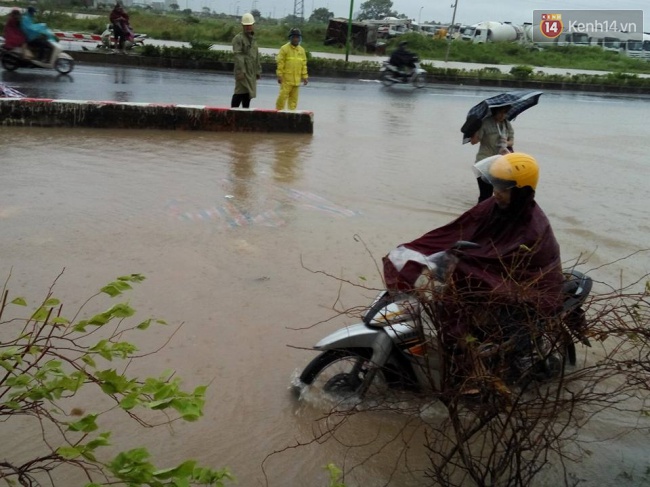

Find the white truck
[[471, 21, 524, 43], [642, 33, 650, 60], [587, 31, 623, 53], [555, 31, 590, 47]]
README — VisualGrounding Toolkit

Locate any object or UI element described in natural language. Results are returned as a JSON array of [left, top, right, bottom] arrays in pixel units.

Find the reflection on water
[[0, 83, 649, 487]]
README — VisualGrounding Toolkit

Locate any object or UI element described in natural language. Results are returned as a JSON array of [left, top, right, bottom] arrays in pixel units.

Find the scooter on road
[[380, 59, 427, 89], [1, 40, 74, 74]]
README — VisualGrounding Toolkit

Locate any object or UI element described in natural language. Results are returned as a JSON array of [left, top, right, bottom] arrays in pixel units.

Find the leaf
[[68, 414, 99, 433], [44, 298, 60, 307], [73, 320, 89, 332], [117, 273, 145, 283], [109, 303, 136, 319], [148, 398, 174, 410], [10, 297, 27, 306], [57, 446, 82, 459], [81, 354, 97, 368], [31, 307, 50, 322], [0, 360, 15, 372], [86, 432, 111, 450], [100, 284, 123, 297], [153, 460, 196, 480], [136, 319, 152, 330], [119, 393, 139, 410], [88, 312, 110, 326]]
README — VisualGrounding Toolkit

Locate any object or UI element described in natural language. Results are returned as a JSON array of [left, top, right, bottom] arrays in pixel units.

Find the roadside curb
[[0, 97, 314, 134]]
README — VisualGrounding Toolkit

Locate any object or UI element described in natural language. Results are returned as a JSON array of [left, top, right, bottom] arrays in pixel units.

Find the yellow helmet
[[241, 13, 255, 25], [474, 152, 539, 191]]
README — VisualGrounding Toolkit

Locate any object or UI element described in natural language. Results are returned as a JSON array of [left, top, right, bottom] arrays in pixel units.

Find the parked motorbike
[[380, 59, 427, 88], [297, 241, 592, 400], [1, 41, 74, 74], [99, 23, 147, 50]]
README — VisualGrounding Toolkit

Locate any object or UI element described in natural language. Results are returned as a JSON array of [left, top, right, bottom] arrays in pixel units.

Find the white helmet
[[241, 13, 255, 25]]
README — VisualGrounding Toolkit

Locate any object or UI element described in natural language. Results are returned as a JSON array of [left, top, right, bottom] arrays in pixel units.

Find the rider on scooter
[[383, 153, 564, 387], [2, 9, 28, 52], [20, 6, 58, 62], [388, 41, 418, 78]]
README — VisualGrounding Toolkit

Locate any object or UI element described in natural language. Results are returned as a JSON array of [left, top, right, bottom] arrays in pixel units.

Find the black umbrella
[[461, 91, 543, 144]]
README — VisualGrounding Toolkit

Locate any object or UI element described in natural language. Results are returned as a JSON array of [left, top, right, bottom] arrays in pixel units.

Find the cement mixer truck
[[471, 21, 523, 43]]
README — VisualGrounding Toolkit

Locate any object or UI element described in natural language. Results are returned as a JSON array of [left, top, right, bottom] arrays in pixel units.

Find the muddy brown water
[[1, 82, 649, 486]]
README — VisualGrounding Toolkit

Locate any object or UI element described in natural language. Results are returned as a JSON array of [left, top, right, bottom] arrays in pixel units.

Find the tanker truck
[[471, 21, 523, 43]]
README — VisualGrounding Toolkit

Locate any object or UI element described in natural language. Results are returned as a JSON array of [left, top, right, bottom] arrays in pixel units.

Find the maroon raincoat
[[383, 191, 563, 317]]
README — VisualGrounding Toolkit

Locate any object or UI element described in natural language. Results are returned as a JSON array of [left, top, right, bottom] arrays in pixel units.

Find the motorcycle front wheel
[[1, 54, 20, 71], [412, 73, 427, 89], [55, 58, 74, 74], [299, 348, 418, 399]]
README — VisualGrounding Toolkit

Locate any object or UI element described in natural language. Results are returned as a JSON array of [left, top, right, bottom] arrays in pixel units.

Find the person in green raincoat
[[231, 13, 262, 108], [275, 28, 309, 110]]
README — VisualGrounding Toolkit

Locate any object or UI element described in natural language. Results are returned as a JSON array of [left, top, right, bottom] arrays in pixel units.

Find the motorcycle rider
[[2, 9, 28, 54], [383, 153, 563, 389], [388, 40, 418, 78], [109, 2, 132, 54], [20, 6, 57, 62]]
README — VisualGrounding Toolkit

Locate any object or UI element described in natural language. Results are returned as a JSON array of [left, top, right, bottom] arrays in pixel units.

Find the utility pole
[[345, 0, 354, 62], [445, 1, 459, 62]]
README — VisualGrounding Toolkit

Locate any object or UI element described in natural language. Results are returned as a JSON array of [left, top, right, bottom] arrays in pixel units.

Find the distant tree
[[169, 3, 179, 11], [182, 8, 192, 15], [283, 14, 303, 25], [251, 9, 262, 21], [357, 0, 397, 20], [309, 7, 334, 23], [202, 6, 211, 15]]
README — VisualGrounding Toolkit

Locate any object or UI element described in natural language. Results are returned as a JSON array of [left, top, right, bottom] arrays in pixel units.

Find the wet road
[[1, 65, 649, 486]]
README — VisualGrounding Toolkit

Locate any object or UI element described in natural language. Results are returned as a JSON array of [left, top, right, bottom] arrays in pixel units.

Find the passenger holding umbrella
[[471, 105, 514, 202], [461, 91, 543, 203]]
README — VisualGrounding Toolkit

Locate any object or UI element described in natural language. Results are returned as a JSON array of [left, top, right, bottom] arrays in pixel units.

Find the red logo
[[540, 13, 563, 39]]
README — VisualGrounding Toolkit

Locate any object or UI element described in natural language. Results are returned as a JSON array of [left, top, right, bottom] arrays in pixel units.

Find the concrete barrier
[[0, 98, 314, 134]]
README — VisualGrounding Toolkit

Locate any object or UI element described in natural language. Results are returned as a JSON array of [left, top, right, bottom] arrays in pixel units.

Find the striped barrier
[[53, 32, 103, 43], [0, 98, 314, 134]]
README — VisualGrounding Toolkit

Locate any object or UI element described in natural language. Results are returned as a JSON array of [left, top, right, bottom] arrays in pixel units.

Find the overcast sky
[[203, 0, 648, 28]]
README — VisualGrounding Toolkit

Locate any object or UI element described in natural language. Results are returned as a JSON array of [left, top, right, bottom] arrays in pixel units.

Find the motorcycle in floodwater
[[380, 59, 427, 89], [297, 241, 592, 400], [1, 40, 74, 74]]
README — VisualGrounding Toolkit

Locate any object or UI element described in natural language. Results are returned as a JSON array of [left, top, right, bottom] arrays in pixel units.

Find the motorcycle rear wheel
[[55, 58, 74, 74], [1, 54, 20, 71]]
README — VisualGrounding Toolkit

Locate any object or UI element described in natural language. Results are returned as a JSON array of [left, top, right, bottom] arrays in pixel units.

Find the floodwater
[[1, 80, 649, 486]]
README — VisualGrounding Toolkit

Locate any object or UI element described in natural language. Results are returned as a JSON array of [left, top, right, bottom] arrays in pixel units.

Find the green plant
[[510, 64, 534, 80], [326, 463, 346, 487], [0, 273, 233, 486]]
